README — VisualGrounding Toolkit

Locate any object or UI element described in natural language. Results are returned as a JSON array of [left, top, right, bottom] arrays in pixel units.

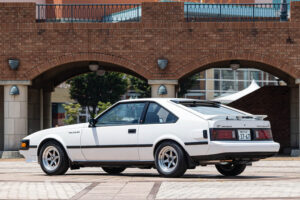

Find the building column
[[28, 87, 41, 134], [0, 86, 4, 151], [148, 80, 178, 98], [43, 91, 52, 129], [3, 84, 28, 151], [291, 80, 300, 156]]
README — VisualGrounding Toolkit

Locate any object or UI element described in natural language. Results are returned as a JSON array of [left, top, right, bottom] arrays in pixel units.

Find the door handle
[[128, 129, 136, 134]]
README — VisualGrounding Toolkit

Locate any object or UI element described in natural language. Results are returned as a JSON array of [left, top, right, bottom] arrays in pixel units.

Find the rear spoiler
[[204, 115, 267, 120]]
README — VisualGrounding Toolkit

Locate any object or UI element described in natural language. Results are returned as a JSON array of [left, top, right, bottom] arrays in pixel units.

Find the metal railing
[[36, 4, 141, 23], [185, 3, 289, 22]]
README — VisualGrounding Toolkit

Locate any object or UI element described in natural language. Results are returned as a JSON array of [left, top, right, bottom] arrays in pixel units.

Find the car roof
[[119, 98, 220, 105]]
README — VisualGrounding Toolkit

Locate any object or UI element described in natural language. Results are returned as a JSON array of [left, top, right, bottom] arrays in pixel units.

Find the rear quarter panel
[[138, 101, 210, 160]]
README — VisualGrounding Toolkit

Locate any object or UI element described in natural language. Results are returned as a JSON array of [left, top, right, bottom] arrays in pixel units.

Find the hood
[[24, 123, 89, 140]]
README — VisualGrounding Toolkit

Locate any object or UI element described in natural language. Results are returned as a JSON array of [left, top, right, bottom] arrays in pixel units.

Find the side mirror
[[89, 118, 97, 127]]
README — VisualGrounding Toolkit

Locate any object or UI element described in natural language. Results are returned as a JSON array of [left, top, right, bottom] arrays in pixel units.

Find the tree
[[67, 72, 128, 118], [62, 103, 81, 125], [178, 74, 198, 98], [97, 101, 112, 115], [128, 76, 151, 98]]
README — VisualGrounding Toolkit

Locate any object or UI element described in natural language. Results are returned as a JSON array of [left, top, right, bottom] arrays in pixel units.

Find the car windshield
[[180, 103, 244, 115]]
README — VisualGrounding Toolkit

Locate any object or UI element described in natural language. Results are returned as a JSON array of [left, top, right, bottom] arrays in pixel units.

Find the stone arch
[[26, 52, 151, 82], [175, 52, 297, 84]]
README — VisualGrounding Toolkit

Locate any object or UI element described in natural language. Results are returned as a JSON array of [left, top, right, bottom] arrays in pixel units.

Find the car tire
[[102, 167, 126, 175], [39, 141, 69, 175], [155, 141, 187, 178], [215, 163, 246, 176]]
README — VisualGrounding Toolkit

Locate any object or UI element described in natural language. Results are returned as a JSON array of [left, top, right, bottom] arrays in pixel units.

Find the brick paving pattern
[[0, 182, 90, 200], [156, 181, 300, 199], [0, 159, 300, 199]]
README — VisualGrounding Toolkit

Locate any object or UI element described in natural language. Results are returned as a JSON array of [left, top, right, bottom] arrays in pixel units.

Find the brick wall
[[142, 2, 184, 23], [229, 86, 290, 151], [0, 3, 35, 23], [291, 1, 300, 22], [1, 2, 300, 84]]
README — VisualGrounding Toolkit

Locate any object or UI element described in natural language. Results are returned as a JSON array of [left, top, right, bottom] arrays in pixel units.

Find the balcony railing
[[36, 3, 289, 23], [36, 4, 141, 23], [185, 3, 289, 22]]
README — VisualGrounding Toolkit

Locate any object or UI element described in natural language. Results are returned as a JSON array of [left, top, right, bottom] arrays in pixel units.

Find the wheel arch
[[152, 136, 196, 169], [153, 136, 188, 156], [37, 137, 69, 161]]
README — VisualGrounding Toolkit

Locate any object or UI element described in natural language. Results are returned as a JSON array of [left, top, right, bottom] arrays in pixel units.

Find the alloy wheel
[[158, 146, 178, 173], [42, 146, 61, 172]]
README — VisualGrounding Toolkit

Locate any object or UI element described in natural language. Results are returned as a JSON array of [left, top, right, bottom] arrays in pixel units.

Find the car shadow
[[64, 172, 280, 180]]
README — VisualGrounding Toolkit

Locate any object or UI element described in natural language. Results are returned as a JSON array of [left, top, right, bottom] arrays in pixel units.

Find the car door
[[138, 102, 179, 161], [81, 102, 146, 161]]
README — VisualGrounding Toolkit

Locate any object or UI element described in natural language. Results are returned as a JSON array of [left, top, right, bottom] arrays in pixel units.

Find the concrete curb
[[0, 151, 24, 159]]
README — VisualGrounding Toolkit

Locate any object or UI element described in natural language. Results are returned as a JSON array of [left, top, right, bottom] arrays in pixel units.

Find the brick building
[[0, 1, 300, 157]]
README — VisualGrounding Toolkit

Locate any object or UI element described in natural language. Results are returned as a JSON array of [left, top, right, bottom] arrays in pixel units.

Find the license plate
[[238, 129, 251, 141]]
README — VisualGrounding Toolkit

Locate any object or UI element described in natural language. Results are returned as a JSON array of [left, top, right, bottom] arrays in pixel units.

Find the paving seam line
[[70, 182, 99, 200], [147, 181, 162, 200]]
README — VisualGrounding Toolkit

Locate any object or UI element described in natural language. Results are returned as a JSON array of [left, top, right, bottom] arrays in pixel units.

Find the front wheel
[[215, 163, 246, 176], [39, 141, 69, 175], [102, 167, 126, 175], [155, 142, 187, 178]]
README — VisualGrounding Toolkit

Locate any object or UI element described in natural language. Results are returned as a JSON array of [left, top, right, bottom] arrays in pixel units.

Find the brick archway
[[26, 52, 151, 81], [176, 52, 298, 84]]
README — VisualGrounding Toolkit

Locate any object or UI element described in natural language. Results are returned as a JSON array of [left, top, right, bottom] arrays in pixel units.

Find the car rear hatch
[[208, 116, 272, 141]]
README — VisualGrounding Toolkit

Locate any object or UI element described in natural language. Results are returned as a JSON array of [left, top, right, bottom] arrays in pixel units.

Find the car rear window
[[188, 106, 244, 115], [179, 102, 244, 115]]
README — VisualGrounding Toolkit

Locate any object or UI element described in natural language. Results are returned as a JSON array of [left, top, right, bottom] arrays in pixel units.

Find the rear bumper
[[191, 151, 277, 161], [208, 140, 280, 154], [191, 140, 279, 162]]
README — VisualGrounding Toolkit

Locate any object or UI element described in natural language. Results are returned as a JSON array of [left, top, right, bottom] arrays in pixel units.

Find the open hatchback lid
[[171, 99, 267, 121]]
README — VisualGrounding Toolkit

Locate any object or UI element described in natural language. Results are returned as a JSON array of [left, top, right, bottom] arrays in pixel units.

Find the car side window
[[96, 103, 146, 126], [144, 103, 178, 124]]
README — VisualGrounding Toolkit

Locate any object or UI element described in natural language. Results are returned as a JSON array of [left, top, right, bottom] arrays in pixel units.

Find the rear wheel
[[155, 142, 187, 178], [215, 163, 246, 176], [102, 167, 126, 175], [39, 141, 69, 175]]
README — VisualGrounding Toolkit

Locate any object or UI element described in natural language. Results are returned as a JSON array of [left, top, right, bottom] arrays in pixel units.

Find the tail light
[[211, 129, 236, 140], [254, 129, 273, 140]]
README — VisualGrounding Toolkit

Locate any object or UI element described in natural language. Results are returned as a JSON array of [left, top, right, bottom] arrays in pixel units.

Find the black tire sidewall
[[39, 141, 69, 175], [215, 163, 246, 176], [155, 141, 187, 178], [102, 167, 126, 174]]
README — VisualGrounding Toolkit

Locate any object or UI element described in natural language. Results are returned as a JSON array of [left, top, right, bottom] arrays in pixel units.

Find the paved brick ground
[[0, 159, 300, 200]]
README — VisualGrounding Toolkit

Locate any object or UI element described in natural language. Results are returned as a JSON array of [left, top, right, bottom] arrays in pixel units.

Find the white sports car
[[20, 98, 280, 177]]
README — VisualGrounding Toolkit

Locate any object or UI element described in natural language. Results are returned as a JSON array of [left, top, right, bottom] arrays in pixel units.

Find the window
[[185, 104, 244, 116], [214, 69, 220, 79], [144, 103, 178, 124], [221, 70, 234, 80], [96, 103, 145, 126]]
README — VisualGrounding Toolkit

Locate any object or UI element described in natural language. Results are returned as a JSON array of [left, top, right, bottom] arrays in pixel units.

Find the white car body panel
[[208, 141, 280, 155], [20, 98, 280, 166], [80, 125, 139, 161]]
